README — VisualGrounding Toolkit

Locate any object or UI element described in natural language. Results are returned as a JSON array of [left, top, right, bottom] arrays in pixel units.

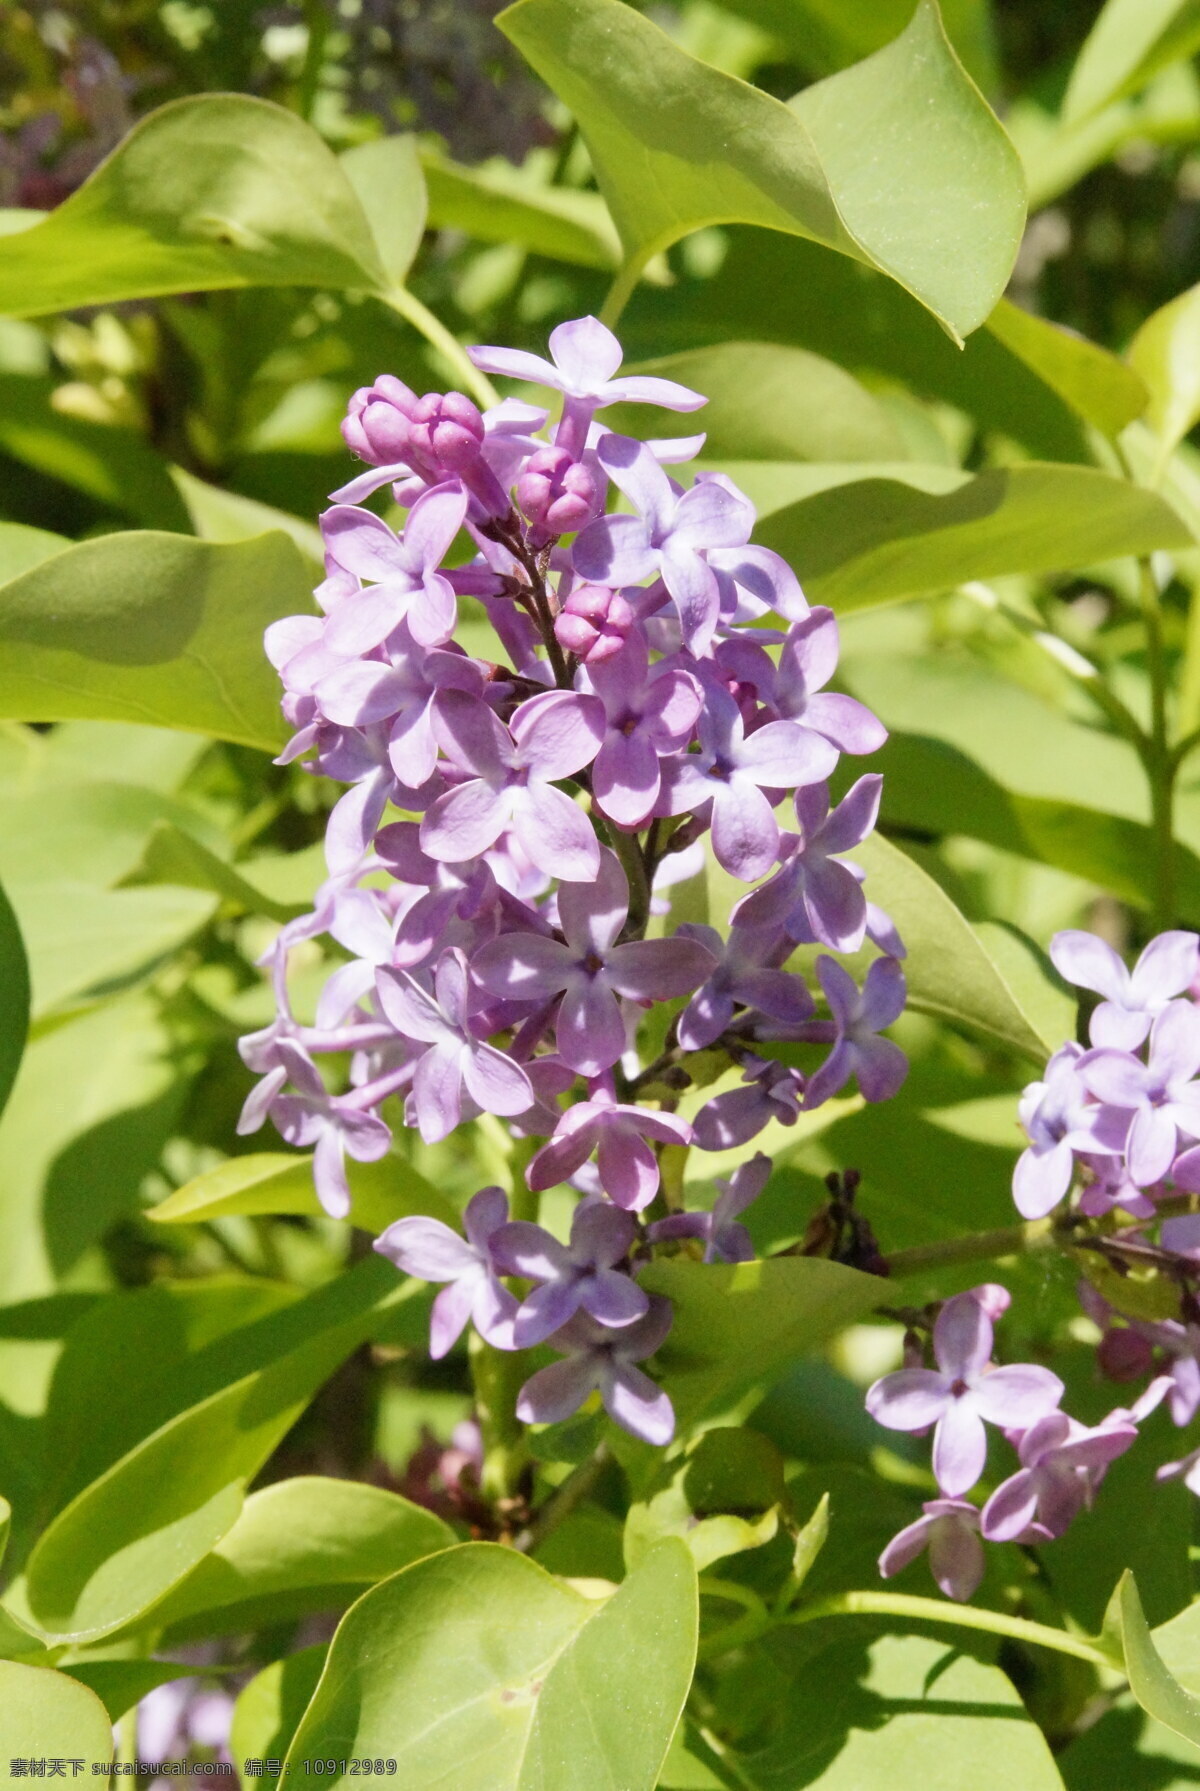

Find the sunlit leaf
[[146, 1150, 460, 1233], [0, 1661, 113, 1767], [1064, 0, 1200, 126]]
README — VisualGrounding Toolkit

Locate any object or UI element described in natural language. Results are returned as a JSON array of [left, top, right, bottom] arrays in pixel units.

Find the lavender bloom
[[1079, 1001, 1200, 1185], [320, 481, 468, 650], [693, 1054, 804, 1151], [421, 687, 605, 881], [238, 1039, 392, 1220], [527, 1083, 691, 1210], [804, 956, 908, 1109], [315, 626, 484, 788], [1050, 928, 1198, 1049], [648, 1152, 770, 1262], [472, 849, 714, 1076], [981, 1410, 1137, 1543], [769, 609, 888, 754], [585, 628, 702, 829], [1158, 1445, 1200, 1497], [734, 777, 883, 954], [866, 1290, 1063, 1497], [376, 1187, 518, 1356], [468, 315, 704, 459], [663, 685, 837, 883], [1013, 1042, 1126, 1219], [490, 1200, 648, 1347], [516, 1296, 675, 1444], [879, 1499, 984, 1603], [376, 950, 533, 1143], [675, 922, 811, 1051]]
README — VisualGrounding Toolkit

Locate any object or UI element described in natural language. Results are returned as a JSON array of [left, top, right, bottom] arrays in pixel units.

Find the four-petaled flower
[[526, 1079, 692, 1210], [980, 1409, 1136, 1542], [319, 481, 468, 649], [1079, 1001, 1200, 1185], [1050, 928, 1198, 1049], [879, 1500, 984, 1603], [375, 1187, 518, 1356], [490, 1200, 648, 1347], [804, 955, 908, 1108], [516, 1296, 676, 1445]]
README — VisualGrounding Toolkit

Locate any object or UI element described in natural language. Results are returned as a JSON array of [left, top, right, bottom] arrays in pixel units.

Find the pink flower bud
[[555, 583, 635, 664], [408, 391, 485, 473], [518, 446, 602, 537], [342, 374, 419, 463]]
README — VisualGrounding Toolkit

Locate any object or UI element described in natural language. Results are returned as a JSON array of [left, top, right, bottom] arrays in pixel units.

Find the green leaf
[[339, 136, 428, 289], [423, 152, 621, 271], [716, 0, 999, 92], [625, 1429, 786, 1572], [499, 0, 1025, 342], [0, 529, 310, 749], [1119, 1571, 1200, 1750], [170, 467, 324, 565], [232, 1646, 328, 1784], [1128, 280, 1200, 475], [986, 298, 1149, 436], [61, 1659, 215, 1723], [1064, 0, 1200, 126], [754, 464, 1191, 611], [0, 877, 29, 1124], [0, 1661, 114, 1767], [0, 520, 68, 582], [638, 1256, 884, 1429], [121, 821, 308, 923], [146, 1150, 460, 1233], [606, 342, 913, 464], [0, 95, 386, 318], [790, 1490, 831, 1593], [852, 832, 1072, 1059], [141, 1476, 453, 1640], [16, 1261, 415, 1642], [285, 1540, 697, 1791]]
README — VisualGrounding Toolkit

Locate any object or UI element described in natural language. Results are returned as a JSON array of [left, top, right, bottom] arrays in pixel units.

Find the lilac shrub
[[865, 925, 1200, 1599], [239, 314, 907, 1446]]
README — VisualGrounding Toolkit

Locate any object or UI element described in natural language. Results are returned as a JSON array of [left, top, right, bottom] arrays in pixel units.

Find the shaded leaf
[[0, 529, 311, 750], [62, 1660, 215, 1724], [121, 821, 308, 923], [987, 298, 1149, 436], [232, 1647, 329, 1785], [0, 876, 29, 1124], [0, 95, 385, 317], [1119, 1570, 1200, 1750], [499, 0, 1024, 342]]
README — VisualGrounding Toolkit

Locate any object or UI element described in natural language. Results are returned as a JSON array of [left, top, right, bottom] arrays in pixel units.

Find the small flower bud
[[342, 374, 419, 463], [555, 583, 635, 664], [408, 391, 486, 473], [517, 445, 602, 537], [1098, 1326, 1155, 1382]]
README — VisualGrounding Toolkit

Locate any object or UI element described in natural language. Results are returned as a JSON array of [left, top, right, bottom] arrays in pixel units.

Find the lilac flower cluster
[[867, 1286, 1138, 1600], [238, 315, 907, 1444]]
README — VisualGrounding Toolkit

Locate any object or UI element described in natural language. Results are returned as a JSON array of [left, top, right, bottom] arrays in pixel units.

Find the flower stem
[[785, 1590, 1116, 1668], [883, 1217, 1056, 1279], [376, 287, 500, 410], [514, 1442, 611, 1554]]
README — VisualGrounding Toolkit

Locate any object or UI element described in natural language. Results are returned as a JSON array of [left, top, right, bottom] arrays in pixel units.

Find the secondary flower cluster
[[867, 1286, 1139, 1600], [238, 314, 907, 1443]]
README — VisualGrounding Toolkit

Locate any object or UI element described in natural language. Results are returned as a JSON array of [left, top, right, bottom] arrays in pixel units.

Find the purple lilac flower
[[648, 1152, 770, 1262], [866, 1290, 1063, 1497], [319, 481, 468, 650], [1158, 1446, 1200, 1496], [1012, 1042, 1126, 1219], [471, 848, 714, 1076], [238, 1038, 392, 1220], [1050, 929, 1198, 1048], [879, 1500, 984, 1603], [1079, 1001, 1200, 1185], [675, 922, 811, 1051], [526, 1082, 691, 1210], [663, 685, 837, 883], [490, 1200, 648, 1346], [980, 1409, 1137, 1542], [804, 956, 908, 1109], [421, 688, 605, 881], [376, 950, 533, 1143], [584, 627, 702, 828], [692, 1054, 804, 1151], [375, 1187, 518, 1356], [734, 777, 883, 953], [516, 1296, 675, 1444]]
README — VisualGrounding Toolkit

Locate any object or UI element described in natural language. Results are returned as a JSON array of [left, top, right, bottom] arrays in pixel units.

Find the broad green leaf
[[0, 877, 28, 1123], [232, 1646, 328, 1783], [971, 922, 1077, 1054], [638, 1256, 884, 1428], [423, 152, 621, 271], [17, 1259, 416, 1641], [0, 375, 191, 530], [716, 0, 999, 90], [286, 1540, 697, 1791], [12, 884, 215, 1018], [170, 467, 323, 564], [140, 1477, 453, 1640], [1128, 280, 1200, 474], [499, 0, 1024, 342], [731, 1631, 1067, 1789], [987, 298, 1149, 436], [754, 464, 1191, 611], [0, 95, 386, 318], [0, 520, 67, 582], [606, 342, 913, 463], [1060, 1597, 1200, 1787], [0, 529, 310, 749], [0, 1661, 113, 1767], [1119, 1571, 1200, 1750], [146, 1149, 460, 1233], [339, 136, 428, 289], [625, 1429, 786, 1572], [1064, 0, 1200, 126], [852, 832, 1072, 1059], [121, 821, 307, 923], [61, 1659, 214, 1723]]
